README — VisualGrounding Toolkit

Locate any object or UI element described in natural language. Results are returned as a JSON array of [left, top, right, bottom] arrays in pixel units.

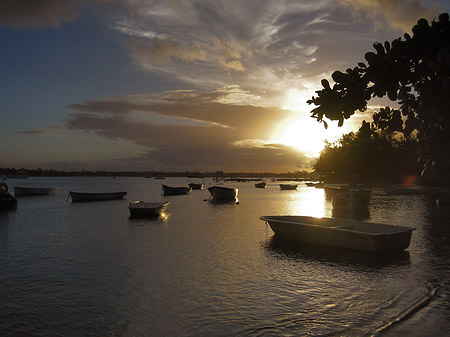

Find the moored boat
[[189, 183, 204, 190], [69, 191, 127, 202], [280, 184, 297, 190], [255, 182, 266, 188], [162, 185, 192, 196], [7, 170, 28, 179], [332, 189, 371, 212], [0, 180, 17, 209], [128, 201, 170, 217], [14, 187, 58, 196], [208, 185, 238, 199], [260, 215, 414, 253], [324, 185, 350, 199]]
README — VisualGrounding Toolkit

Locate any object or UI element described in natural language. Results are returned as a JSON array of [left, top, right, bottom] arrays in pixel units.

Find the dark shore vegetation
[[309, 13, 450, 186], [0, 167, 318, 180]]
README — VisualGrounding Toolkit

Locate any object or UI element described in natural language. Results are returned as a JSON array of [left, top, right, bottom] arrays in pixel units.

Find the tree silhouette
[[308, 13, 450, 177]]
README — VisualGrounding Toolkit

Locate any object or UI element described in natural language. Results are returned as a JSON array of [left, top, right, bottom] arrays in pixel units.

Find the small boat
[[332, 189, 371, 212], [0, 180, 17, 209], [154, 176, 166, 180], [189, 183, 204, 190], [128, 201, 170, 217], [280, 184, 297, 190], [162, 185, 192, 196], [14, 187, 58, 196], [260, 215, 414, 253], [7, 170, 28, 179], [255, 182, 266, 188], [324, 185, 349, 198], [208, 185, 238, 199], [69, 191, 127, 202]]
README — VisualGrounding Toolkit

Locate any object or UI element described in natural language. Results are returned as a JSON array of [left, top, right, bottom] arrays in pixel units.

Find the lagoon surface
[[1, 177, 450, 336]]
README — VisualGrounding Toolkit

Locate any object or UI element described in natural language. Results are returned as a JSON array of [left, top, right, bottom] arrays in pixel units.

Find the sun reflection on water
[[285, 186, 328, 217]]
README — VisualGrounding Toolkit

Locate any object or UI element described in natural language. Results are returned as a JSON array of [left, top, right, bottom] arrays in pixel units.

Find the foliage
[[308, 13, 450, 176], [314, 121, 419, 182]]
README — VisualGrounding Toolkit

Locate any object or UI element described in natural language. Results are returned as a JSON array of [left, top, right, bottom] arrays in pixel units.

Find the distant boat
[[280, 184, 297, 190], [128, 201, 170, 217], [154, 176, 166, 180], [7, 170, 28, 179], [255, 182, 266, 188], [332, 190, 371, 212], [189, 183, 204, 190], [260, 215, 414, 253], [14, 187, 58, 196], [69, 191, 127, 202], [324, 185, 350, 198], [162, 185, 192, 196], [0, 180, 17, 209], [208, 185, 238, 200]]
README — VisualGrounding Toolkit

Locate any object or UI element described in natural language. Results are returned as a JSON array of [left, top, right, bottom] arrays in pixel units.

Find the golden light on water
[[288, 187, 327, 217]]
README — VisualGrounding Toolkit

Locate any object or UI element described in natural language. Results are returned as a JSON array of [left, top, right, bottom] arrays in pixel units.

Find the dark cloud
[[0, 0, 111, 29], [68, 89, 289, 135], [338, 0, 440, 32], [16, 129, 48, 135], [65, 89, 306, 172]]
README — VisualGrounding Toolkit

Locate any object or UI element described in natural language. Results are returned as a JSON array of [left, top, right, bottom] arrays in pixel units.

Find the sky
[[1, 0, 449, 173]]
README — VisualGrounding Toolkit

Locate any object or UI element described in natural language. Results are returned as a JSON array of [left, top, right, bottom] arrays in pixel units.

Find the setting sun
[[272, 88, 354, 157]]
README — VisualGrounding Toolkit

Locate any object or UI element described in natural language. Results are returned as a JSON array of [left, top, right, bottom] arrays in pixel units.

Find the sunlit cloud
[[3, 0, 447, 171], [65, 87, 314, 172]]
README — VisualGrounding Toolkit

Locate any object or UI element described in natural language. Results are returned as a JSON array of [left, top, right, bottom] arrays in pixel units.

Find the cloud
[[65, 87, 310, 172], [0, 0, 111, 29], [338, 0, 442, 32], [15, 129, 49, 135], [125, 37, 206, 64]]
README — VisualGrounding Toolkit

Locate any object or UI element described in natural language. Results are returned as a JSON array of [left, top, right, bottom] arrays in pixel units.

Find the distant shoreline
[[0, 167, 317, 179]]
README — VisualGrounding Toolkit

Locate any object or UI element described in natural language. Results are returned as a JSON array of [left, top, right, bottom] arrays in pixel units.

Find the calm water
[[1, 177, 450, 336]]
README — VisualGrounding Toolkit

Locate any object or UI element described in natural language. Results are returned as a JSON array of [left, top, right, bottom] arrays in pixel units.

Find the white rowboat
[[260, 215, 414, 253], [208, 186, 238, 199], [14, 187, 58, 196], [128, 201, 170, 216]]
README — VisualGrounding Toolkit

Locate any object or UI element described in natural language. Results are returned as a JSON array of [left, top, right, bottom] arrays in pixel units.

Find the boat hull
[[332, 190, 371, 212], [208, 186, 238, 199], [162, 185, 192, 196], [255, 182, 266, 188], [279, 184, 297, 190], [14, 187, 58, 196], [128, 201, 170, 216], [69, 191, 127, 202], [0, 193, 17, 209], [260, 215, 414, 253], [188, 183, 204, 190]]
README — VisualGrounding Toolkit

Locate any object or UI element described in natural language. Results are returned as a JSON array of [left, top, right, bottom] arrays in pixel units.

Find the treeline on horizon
[[0, 167, 319, 179]]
